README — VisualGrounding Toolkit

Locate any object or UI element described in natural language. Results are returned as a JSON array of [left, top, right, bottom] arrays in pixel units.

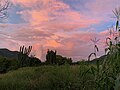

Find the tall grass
[[0, 65, 95, 90]]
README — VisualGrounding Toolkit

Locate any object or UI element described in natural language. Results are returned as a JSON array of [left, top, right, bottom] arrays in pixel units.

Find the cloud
[[11, 27, 53, 42], [2, 0, 117, 61], [44, 40, 63, 48], [84, 0, 120, 22], [14, 0, 99, 30]]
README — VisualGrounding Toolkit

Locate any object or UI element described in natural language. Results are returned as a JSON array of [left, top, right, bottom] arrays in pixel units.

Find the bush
[[28, 57, 41, 66], [0, 57, 19, 73], [0, 57, 10, 73], [56, 55, 72, 65]]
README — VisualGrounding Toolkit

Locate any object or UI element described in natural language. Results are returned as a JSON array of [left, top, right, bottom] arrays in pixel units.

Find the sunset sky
[[0, 0, 119, 61]]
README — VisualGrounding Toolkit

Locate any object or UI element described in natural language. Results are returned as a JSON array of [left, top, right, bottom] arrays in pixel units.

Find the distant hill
[[88, 55, 107, 64], [0, 48, 19, 59], [0, 48, 107, 63], [72, 55, 107, 65]]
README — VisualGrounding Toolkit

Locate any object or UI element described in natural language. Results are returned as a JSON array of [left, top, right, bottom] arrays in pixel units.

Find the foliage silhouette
[[18, 45, 32, 67], [46, 49, 57, 64], [46, 49, 72, 65]]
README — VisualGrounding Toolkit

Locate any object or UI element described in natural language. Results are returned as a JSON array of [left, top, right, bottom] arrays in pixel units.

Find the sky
[[0, 0, 119, 61]]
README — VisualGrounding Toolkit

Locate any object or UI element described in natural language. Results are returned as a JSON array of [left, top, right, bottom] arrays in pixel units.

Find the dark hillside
[[0, 48, 18, 58]]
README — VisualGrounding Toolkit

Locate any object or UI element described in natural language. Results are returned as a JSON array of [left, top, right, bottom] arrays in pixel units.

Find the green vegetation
[[45, 49, 72, 65], [18, 45, 32, 67], [0, 46, 42, 74], [46, 49, 57, 64], [0, 64, 94, 90], [0, 57, 18, 73]]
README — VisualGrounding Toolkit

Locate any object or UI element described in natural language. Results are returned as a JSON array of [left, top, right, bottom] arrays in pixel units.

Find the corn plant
[[112, 7, 120, 30], [88, 37, 99, 61], [81, 7, 120, 90]]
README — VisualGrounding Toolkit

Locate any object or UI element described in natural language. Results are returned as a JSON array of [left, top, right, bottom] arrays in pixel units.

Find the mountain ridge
[[0, 48, 19, 59]]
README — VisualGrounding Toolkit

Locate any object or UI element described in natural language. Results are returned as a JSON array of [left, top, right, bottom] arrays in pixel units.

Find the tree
[[0, 0, 11, 19], [45, 49, 72, 65], [46, 49, 57, 64]]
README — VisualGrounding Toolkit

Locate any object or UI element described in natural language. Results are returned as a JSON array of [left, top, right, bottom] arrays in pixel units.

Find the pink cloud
[[15, 0, 99, 30], [2, 24, 107, 61], [5, 0, 112, 61], [44, 40, 63, 48], [84, 0, 120, 22]]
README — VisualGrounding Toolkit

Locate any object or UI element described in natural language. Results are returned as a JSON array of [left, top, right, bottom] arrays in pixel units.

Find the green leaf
[[105, 48, 110, 54], [90, 66, 97, 76], [96, 60, 100, 73], [88, 53, 96, 61], [81, 68, 90, 77], [106, 37, 111, 45], [95, 45, 99, 52], [116, 21, 119, 31]]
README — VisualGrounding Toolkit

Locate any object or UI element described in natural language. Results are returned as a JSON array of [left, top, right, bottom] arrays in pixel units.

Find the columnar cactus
[[18, 45, 32, 67], [19, 46, 32, 55]]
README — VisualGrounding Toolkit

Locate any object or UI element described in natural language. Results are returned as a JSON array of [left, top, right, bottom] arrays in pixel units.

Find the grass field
[[0, 64, 96, 90]]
